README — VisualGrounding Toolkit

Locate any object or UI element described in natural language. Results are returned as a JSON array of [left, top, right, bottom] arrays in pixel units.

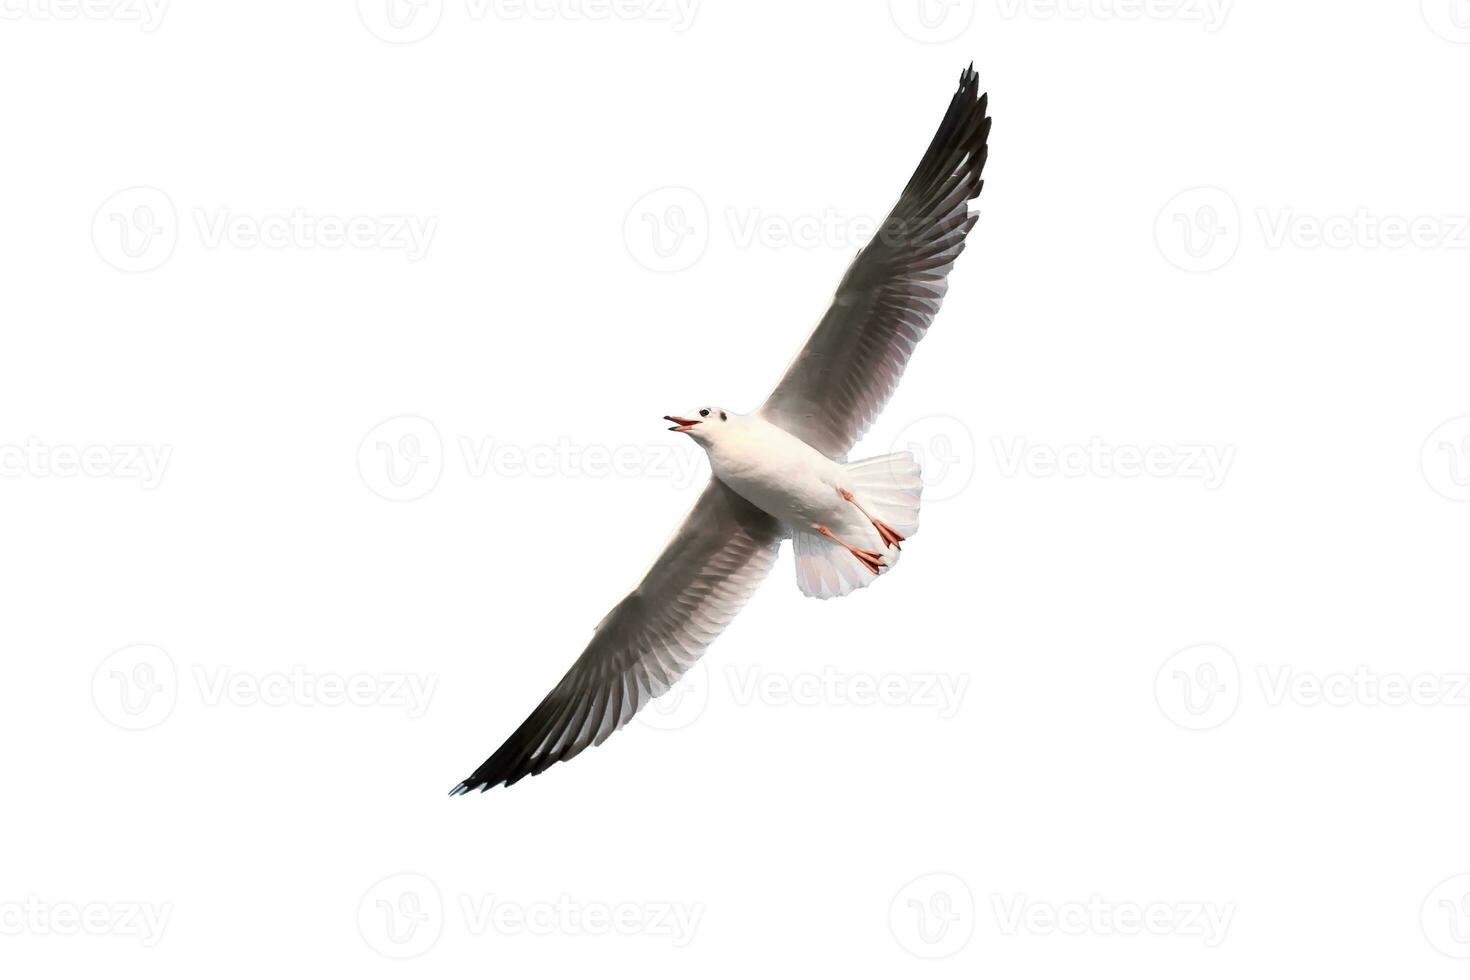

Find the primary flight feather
[[451, 66, 990, 794]]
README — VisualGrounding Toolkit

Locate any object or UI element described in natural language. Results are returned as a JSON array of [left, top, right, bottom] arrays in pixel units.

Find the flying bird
[[451, 66, 990, 794]]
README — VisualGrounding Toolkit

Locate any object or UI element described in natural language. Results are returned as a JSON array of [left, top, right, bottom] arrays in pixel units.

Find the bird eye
[[699, 409, 710, 417]]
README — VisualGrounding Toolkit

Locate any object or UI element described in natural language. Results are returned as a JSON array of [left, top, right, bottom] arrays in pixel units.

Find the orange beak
[[664, 415, 701, 432]]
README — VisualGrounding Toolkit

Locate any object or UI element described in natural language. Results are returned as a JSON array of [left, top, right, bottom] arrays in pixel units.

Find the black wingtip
[[448, 780, 492, 796]]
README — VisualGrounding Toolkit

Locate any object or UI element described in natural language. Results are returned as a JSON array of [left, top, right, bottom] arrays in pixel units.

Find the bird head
[[664, 407, 733, 443]]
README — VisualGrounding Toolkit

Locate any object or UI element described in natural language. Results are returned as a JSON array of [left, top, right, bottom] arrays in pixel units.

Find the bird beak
[[664, 415, 701, 432]]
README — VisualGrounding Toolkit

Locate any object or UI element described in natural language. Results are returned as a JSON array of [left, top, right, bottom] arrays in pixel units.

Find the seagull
[[451, 66, 990, 794]]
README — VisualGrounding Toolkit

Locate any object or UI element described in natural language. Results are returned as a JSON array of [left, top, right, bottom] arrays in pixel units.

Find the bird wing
[[757, 65, 991, 458], [451, 479, 783, 793]]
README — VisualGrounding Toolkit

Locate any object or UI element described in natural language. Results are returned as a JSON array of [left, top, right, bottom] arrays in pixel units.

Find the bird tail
[[792, 452, 923, 599]]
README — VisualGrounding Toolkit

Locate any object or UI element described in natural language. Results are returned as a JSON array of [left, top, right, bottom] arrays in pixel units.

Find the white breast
[[705, 416, 842, 529]]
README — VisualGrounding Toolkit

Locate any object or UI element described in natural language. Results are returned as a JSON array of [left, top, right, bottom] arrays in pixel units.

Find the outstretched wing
[[758, 65, 991, 458], [451, 479, 782, 793]]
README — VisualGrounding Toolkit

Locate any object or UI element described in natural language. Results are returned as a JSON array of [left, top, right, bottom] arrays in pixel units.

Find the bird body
[[687, 409, 920, 597], [700, 412, 845, 532], [451, 65, 990, 793]]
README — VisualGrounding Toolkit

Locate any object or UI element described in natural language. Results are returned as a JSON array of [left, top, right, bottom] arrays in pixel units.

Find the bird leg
[[838, 487, 905, 550], [813, 523, 885, 575]]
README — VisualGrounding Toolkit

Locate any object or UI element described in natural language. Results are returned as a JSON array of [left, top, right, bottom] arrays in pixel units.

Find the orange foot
[[814, 524, 885, 575], [838, 487, 905, 550]]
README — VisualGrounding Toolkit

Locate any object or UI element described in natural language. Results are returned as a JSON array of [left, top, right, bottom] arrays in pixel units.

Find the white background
[[3, 0, 1470, 976]]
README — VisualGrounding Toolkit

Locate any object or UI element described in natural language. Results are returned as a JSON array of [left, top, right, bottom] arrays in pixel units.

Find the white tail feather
[[792, 451, 923, 599], [841, 451, 923, 538]]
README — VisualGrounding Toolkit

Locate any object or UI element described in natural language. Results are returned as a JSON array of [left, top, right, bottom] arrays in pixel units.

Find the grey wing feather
[[450, 479, 782, 793], [758, 65, 991, 458]]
